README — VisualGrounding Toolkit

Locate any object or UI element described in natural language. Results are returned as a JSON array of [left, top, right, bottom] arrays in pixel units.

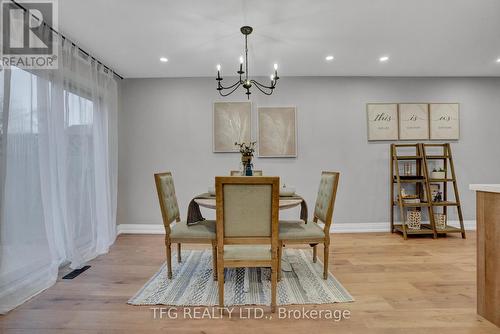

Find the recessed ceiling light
[[379, 56, 389, 62], [496, 58, 500, 63], [160, 57, 168, 62], [325, 55, 334, 61]]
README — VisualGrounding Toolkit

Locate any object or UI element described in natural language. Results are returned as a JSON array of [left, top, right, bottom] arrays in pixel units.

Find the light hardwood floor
[[1, 232, 499, 334]]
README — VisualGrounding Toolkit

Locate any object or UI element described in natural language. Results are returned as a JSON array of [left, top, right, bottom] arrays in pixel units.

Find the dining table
[[186, 192, 308, 225]]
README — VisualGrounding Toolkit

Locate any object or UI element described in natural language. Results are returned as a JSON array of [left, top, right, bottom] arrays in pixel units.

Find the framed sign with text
[[429, 103, 460, 140], [367, 103, 398, 141], [398, 103, 429, 140]]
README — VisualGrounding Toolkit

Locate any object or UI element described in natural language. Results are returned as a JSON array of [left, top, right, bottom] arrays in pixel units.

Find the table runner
[[186, 193, 308, 225], [186, 193, 214, 225]]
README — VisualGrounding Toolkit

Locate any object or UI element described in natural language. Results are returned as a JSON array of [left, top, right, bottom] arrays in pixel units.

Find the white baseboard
[[329, 220, 475, 233], [117, 224, 165, 235], [117, 220, 476, 235]]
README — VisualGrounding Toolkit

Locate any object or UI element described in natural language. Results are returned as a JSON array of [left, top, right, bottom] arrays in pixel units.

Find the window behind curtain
[[8, 68, 39, 134], [64, 89, 96, 255], [2, 67, 50, 284], [64, 91, 93, 127]]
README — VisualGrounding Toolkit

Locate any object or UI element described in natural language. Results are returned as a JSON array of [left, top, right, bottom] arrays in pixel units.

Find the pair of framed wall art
[[367, 103, 460, 141], [213, 102, 297, 157]]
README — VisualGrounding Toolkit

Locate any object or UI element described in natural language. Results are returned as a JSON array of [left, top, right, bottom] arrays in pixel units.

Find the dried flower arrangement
[[235, 141, 256, 160]]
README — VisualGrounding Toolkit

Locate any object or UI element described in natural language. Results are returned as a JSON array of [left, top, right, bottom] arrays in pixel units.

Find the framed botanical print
[[367, 103, 398, 141], [258, 107, 297, 157], [398, 103, 429, 140], [213, 102, 251, 152], [429, 103, 460, 140]]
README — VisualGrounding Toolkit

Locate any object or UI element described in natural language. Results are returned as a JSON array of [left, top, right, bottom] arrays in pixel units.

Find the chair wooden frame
[[154, 172, 217, 280], [230, 170, 263, 176], [215, 176, 280, 312], [279, 171, 340, 280]]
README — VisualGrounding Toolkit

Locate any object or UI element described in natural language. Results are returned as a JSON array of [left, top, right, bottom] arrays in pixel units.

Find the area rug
[[128, 249, 354, 306]]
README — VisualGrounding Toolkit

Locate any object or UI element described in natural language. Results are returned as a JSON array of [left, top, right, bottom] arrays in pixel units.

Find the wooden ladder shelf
[[390, 143, 466, 239], [390, 143, 436, 239], [422, 143, 466, 238]]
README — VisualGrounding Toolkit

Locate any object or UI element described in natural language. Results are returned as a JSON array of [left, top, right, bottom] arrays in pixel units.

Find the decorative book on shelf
[[390, 143, 466, 240]]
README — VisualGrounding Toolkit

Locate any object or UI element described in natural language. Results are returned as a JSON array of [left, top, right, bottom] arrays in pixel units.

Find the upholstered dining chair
[[229, 170, 263, 176], [215, 176, 280, 312], [154, 172, 217, 280], [278, 171, 340, 280]]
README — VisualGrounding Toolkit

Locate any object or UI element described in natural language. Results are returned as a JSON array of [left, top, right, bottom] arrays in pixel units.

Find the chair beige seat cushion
[[279, 220, 325, 240], [170, 220, 216, 239], [223, 245, 271, 261]]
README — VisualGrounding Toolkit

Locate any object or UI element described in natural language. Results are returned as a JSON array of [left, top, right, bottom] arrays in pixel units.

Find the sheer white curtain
[[0, 31, 118, 313]]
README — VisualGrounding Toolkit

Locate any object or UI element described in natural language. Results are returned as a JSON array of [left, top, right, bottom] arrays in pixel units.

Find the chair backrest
[[313, 172, 340, 229], [216, 177, 279, 245], [154, 172, 181, 233], [229, 170, 263, 176]]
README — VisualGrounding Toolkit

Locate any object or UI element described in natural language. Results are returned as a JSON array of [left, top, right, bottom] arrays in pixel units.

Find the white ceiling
[[59, 0, 500, 78]]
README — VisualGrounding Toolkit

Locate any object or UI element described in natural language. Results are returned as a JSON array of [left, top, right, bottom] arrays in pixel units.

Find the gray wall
[[118, 77, 500, 227]]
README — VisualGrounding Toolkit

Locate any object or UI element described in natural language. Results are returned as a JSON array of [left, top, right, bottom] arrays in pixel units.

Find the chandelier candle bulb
[[216, 64, 222, 81], [239, 56, 244, 73]]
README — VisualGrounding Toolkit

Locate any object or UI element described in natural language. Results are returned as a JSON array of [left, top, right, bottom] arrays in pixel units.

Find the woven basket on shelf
[[434, 213, 447, 230], [406, 211, 422, 230]]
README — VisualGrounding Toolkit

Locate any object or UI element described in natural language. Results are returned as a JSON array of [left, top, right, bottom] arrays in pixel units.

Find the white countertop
[[469, 184, 500, 193]]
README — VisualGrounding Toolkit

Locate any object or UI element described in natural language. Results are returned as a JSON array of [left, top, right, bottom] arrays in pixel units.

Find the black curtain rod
[[11, 0, 124, 80]]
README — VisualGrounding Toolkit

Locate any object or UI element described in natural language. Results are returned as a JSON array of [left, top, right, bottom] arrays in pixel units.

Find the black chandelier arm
[[251, 79, 277, 91], [218, 82, 243, 96], [250, 81, 274, 95], [218, 79, 242, 90]]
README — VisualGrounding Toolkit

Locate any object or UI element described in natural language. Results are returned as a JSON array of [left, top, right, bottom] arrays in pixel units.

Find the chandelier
[[216, 26, 279, 99]]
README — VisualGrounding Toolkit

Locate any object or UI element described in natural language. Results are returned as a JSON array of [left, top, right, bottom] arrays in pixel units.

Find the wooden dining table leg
[[313, 244, 317, 263]]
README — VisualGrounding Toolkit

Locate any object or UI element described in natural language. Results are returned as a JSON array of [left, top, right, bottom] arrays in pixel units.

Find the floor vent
[[62, 265, 91, 279]]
